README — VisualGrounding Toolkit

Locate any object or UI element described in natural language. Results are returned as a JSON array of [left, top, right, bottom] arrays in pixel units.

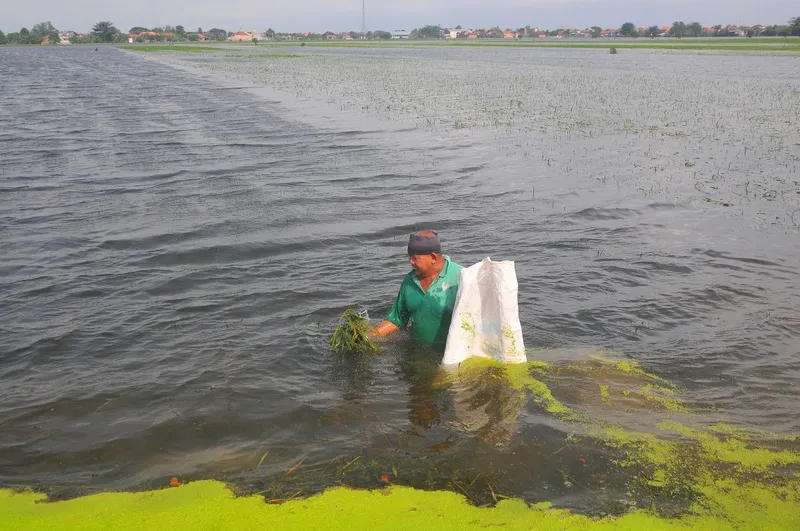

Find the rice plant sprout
[[330, 308, 380, 355]]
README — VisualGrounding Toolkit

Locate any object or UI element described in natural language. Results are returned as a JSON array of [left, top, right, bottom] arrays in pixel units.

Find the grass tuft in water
[[330, 308, 380, 355]]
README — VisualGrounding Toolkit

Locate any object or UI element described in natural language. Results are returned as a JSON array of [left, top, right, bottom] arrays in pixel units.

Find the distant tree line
[[1, 16, 797, 46], [408, 17, 800, 39], [0, 21, 61, 44]]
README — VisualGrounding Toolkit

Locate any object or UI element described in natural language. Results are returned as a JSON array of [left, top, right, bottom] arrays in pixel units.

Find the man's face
[[409, 253, 438, 278]]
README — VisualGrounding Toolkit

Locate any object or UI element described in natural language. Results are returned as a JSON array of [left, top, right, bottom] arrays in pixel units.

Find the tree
[[688, 22, 703, 37], [129, 26, 149, 34], [0, 30, 6, 45], [620, 22, 635, 37], [19, 27, 31, 44], [791, 16, 800, 36], [92, 21, 119, 43], [374, 30, 392, 40], [590, 26, 602, 38], [48, 29, 61, 44], [411, 25, 442, 39], [669, 21, 686, 38], [197, 27, 203, 34], [252, 37, 259, 45], [646, 26, 660, 38], [30, 21, 57, 44], [207, 28, 227, 41], [175, 25, 186, 38], [265, 28, 275, 39]]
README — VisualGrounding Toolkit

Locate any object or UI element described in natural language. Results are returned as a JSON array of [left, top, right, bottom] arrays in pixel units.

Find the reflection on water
[[451, 363, 525, 449]]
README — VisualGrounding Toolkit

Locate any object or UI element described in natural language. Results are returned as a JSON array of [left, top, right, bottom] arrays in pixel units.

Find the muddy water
[[1, 45, 798, 513]]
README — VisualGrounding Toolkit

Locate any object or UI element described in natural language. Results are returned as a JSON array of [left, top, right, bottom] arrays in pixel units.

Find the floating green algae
[[659, 421, 800, 473], [622, 384, 688, 413], [587, 351, 674, 387], [447, 353, 800, 527], [2, 477, 799, 530], [450, 357, 578, 421], [599, 385, 612, 405]]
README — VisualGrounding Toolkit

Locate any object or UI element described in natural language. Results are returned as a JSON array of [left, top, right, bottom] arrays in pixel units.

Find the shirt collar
[[438, 255, 451, 278]]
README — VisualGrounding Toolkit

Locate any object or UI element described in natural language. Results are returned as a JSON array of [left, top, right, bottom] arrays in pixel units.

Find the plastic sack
[[442, 257, 527, 366]]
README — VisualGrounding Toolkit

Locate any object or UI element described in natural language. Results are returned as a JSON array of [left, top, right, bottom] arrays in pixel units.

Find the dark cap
[[408, 231, 441, 255]]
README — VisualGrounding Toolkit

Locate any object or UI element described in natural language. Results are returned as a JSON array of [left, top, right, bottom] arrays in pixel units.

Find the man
[[372, 230, 463, 347]]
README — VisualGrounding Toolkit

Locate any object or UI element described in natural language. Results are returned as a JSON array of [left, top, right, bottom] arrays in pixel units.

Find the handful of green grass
[[330, 308, 380, 355]]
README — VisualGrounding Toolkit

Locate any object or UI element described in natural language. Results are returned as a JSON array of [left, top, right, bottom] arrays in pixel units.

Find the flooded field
[[1, 44, 799, 526], [156, 45, 800, 231]]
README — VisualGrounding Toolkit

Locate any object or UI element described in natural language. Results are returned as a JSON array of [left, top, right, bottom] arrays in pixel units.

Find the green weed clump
[[330, 308, 380, 355]]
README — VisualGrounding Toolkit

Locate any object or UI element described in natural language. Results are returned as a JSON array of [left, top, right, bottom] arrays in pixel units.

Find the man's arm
[[373, 280, 408, 338], [372, 320, 400, 337]]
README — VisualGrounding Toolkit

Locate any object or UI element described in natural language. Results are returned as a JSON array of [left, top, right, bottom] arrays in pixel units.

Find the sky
[[2, 0, 797, 34]]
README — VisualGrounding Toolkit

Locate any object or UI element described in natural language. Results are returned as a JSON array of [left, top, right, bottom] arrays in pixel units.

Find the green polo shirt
[[386, 255, 463, 346]]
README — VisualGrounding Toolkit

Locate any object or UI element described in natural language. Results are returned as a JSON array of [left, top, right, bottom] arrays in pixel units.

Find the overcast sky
[[3, 0, 797, 33]]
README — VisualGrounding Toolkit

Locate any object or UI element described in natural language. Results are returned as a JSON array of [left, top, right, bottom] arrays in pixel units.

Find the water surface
[[1, 46, 798, 513]]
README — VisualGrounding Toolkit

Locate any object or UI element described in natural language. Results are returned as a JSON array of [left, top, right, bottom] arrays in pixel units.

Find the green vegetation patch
[[329, 308, 380, 355], [3, 475, 799, 530]]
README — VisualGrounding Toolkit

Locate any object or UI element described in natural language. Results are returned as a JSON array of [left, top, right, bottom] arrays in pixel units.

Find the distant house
[[392, 30, 410, 39], [231, 31, 252, 41], [732, 26, 747, 37], [323, 31, 337, 40], [197, 33, 208, 41]]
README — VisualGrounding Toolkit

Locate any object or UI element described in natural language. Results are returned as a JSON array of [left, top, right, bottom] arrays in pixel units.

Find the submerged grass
[[329, 308, 379, 355]]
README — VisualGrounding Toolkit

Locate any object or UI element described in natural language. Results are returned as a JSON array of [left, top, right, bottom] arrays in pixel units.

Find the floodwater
[[1, 45, 799, 514]]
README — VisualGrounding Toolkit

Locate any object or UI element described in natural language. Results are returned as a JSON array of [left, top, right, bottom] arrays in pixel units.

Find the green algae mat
[[3, 354, 799, 530], [2, 477, 798, 530]]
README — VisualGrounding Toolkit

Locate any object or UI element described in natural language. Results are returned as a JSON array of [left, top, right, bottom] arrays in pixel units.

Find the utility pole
[[362, 0, 366, 39]]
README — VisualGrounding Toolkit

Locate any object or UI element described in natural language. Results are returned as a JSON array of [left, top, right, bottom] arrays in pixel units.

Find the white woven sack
[[442, 257, 527, 366]]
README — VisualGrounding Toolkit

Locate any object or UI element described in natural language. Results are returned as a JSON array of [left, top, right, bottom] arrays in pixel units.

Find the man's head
[[408, 230, 444, 279]]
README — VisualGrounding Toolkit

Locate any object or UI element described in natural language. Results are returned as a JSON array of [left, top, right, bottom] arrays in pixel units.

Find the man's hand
[[371, 320, 400, 338]]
